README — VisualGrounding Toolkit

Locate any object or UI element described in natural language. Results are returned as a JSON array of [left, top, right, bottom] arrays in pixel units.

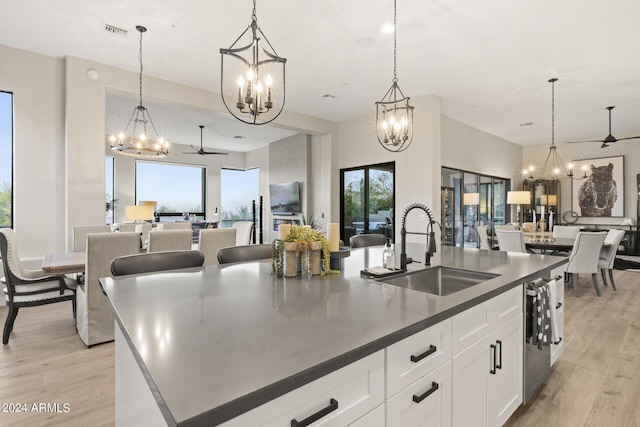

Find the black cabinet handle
[[412, 381, 439, 403], [490, 344, 497, 374], [556, 302, 563, 309], [496, 340, 503, 370], [554, 275, 563, 281], [410, 345, 437, 363], [291, 398, 338, 427]]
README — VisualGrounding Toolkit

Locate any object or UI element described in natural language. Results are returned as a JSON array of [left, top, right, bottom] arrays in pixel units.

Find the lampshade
[[547, 195, 557, 206], [125, 205, 154, 222], [138, 200, 157, 211], [463, 192, 480, 205], [507, 191, 530, 205]]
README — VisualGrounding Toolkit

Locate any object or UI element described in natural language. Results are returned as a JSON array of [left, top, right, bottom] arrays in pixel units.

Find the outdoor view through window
[[0, 91, 12, 228], [221, 168, 259, 227]]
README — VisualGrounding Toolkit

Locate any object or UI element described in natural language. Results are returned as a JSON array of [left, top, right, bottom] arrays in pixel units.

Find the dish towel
[[547, 279, 561, 344], [527, 279, 552, 350]]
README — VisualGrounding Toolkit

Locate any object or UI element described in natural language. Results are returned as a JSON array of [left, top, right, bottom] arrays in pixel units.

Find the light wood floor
[[0, 269, 638, 426]]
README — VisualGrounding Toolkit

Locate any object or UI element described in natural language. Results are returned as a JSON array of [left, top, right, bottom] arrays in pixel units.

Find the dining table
[[41, 252, 86, 275]]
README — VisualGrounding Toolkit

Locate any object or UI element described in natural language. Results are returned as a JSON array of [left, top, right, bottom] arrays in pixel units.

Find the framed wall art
[[571, 155, 624, 217]]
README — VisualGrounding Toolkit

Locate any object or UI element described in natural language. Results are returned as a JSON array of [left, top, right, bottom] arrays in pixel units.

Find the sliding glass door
[[341, 162, 395, 244]]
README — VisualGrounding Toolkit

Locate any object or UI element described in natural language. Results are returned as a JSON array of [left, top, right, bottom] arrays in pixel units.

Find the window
[[0, 91, 12, 228], [220, 168, 259, 227], [105, 156, 115, 224], [340, 162, 395, 243], [136, 161, 205, 221]]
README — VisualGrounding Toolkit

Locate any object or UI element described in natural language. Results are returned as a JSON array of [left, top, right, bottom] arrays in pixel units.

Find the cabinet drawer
[[386, 318, 452, 397], [386, 360, 452, 427], [221, 350, 384, 427], [349, 404, 385, 427], [451, 285, 523, 355]]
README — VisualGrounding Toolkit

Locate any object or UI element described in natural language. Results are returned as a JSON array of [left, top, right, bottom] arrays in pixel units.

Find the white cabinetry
[[221, 350, 385, 427], [385, 319, 452, 427], [451, 286, 523, 427], [549, 265, 565, 366]]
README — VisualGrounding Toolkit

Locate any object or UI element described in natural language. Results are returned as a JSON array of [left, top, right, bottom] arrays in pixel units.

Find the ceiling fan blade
[[564, 139, 604, 144], [201, 151, 229, 155], [182, 152, 201, 154], [614, 135, 640, 141]]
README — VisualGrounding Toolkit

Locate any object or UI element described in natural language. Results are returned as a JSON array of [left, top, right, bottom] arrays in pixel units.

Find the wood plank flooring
[[0, 268, 638, 426]]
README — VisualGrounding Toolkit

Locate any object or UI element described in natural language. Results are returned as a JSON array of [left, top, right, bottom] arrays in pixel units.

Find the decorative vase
[[283, 242, 299, 277]]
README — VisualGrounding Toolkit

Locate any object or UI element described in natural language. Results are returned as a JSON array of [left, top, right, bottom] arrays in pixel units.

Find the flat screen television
[[269, 181, 301, 214]]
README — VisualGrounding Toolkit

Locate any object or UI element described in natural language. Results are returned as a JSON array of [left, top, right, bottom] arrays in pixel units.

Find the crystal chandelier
[[108, 26, 169, 158], [523, 78, 572, 181], [376, 0, 414, 152], [220, 0, 286, 125]]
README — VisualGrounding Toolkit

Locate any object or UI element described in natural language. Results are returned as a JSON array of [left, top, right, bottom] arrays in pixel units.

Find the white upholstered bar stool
[[198, 228, 237, 266]]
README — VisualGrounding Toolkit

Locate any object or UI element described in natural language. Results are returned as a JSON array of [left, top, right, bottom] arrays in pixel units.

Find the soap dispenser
[[383, 239, 394, 269]]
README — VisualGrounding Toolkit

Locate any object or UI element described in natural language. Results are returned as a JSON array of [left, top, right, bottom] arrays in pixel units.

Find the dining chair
[[110, 250, 205, 276], [231, 221, 254, 246], [118, 223, 138, 233], [76, 232, 140, 346], [565, 231, 607, 297], [72, 225, 112, 252], [0, 228, 77, 345], [156, 222, 192, 231], [476, 225, 491, 250], [350, 233, 387, 248], [198, 228, 237, 266], [494, 224, 518, 231], [597, 229, 626, 291], [147, 229, 193, 253], [495, 230, 527, 253], [552, 225, 581, 239], [217, 244, 273, 264], [135, 223, 152, 248]]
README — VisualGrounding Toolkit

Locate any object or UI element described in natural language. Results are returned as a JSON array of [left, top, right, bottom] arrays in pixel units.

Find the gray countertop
[[101, 245, 567, 427]]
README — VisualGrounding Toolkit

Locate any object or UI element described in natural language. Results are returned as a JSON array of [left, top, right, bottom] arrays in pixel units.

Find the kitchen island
[[101, 245, 568, 426]]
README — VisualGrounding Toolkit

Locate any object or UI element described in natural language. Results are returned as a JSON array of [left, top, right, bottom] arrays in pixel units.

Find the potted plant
[[272, 225, 338, 277]]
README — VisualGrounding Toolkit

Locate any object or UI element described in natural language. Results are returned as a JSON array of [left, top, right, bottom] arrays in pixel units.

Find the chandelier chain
[[138, 28, 144, 107], [393, 0, 397, 82], [551, 78, 555, 147], [252, 0, 257, 25]]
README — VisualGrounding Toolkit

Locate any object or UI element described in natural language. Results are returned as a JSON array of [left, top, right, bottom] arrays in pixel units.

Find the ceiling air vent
[[103, 23, 128, 38]]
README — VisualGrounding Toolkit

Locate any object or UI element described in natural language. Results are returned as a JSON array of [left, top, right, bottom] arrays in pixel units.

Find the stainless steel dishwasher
[[523, 277, 555, 403]]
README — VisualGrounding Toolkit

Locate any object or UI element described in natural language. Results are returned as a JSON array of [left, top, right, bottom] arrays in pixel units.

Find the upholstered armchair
[[198, 228, 237, 266], [76, 232, 140, 346]]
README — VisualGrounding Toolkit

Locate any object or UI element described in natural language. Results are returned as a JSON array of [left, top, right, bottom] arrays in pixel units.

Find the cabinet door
[[487, 314, 523, 427], [550, 266, 565, 365], [386, 360, 452, 427], [451, 333, 490, 427], [349, 404, 385, 427]]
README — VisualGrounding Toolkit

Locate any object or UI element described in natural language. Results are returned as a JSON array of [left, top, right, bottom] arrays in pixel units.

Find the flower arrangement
[[272, 225, 339, 277]]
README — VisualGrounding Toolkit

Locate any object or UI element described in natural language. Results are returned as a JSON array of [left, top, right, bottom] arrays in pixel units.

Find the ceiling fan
[[565, 106, 640, 148], [182, 125, 229, 155]]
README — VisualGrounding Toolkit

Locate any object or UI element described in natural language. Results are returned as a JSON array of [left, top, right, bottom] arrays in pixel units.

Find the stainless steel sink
[[378, 266, 499, 296]]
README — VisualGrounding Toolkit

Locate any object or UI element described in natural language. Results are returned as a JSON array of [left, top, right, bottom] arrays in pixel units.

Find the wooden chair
[[76, 232, 140, 346], [350, 233, 387, 248], [495, 230, 527, 253], [565, 231, 607, 297], [0, 228, 77, 345], [198, 228, 237, 266], [147, 229, 193, 253], [217, 244, 272, 264], [110, 250, 205, 276]]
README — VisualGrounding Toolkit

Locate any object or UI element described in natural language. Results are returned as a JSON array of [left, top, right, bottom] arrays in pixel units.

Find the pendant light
[[220, 0, 286, 125], [108, 26, 169, 158], [523, 78, 571, 181], [376, 0, 414, 152]]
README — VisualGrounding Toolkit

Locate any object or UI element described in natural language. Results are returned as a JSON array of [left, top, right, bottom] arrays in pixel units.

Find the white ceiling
[[3, 0, 640, 151]]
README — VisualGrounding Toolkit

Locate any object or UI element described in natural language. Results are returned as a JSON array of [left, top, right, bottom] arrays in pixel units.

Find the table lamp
[[506, 191, 530, 229], [125, 205, 154, 223], [138, 201, 158, 222]]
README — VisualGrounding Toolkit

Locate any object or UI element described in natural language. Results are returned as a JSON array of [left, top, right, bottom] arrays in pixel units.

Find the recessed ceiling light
[[381, 23, 394, 34]]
